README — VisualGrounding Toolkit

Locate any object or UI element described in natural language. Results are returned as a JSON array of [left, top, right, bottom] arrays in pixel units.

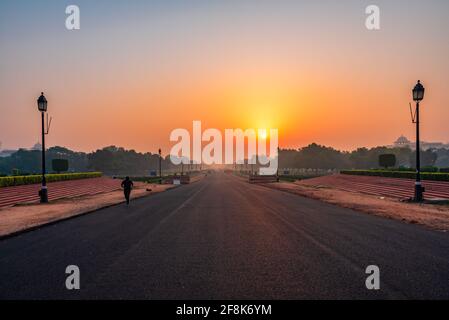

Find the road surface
[[1, 172, 449, 299]]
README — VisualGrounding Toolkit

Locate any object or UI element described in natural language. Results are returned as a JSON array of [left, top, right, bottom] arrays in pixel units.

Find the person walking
[[121, 176, 134, 205]]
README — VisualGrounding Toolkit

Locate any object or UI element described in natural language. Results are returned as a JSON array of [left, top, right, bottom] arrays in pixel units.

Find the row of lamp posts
[[36, 81, 426, 203], [36, 93, 166, 203]]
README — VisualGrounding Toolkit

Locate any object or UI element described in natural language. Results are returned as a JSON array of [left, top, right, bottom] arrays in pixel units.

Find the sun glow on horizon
[[258, 130, 268, 140]]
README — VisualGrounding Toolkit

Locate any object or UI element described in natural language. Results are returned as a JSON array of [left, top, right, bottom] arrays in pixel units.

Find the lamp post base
[[414, 183, 424, 202], [39, 187, 48, 203]]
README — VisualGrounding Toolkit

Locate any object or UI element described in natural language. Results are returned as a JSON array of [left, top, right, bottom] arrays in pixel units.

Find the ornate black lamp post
[[158, 148, 162, 184], [37, 92, 48, 203], [412, 80, 425, 202]]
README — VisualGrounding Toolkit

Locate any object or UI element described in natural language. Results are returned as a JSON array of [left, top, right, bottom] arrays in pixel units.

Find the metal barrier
[[248, 175, 278, 184], [163, 175, 191, 185]]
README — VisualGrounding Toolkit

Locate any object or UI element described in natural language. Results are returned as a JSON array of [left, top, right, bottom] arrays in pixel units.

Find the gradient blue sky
[[1, 0, 448, 153]]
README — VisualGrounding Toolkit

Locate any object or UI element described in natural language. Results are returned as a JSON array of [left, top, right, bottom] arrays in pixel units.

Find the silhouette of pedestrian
[[121, 176, 134, 205]]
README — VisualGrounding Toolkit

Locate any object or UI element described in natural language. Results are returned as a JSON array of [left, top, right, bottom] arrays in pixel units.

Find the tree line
[[279, 143, 447, 170], [1, 143, 449, 176], [0, 146, 172, 176]]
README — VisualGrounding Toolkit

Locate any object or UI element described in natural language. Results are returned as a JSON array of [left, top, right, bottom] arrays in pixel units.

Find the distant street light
[[37, 92, 48, 203], [412, 80, 425, 202], [158, 148, 162, 184]]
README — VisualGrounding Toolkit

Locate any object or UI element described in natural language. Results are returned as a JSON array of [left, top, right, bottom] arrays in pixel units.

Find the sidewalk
[[0, 182, 176, 239]]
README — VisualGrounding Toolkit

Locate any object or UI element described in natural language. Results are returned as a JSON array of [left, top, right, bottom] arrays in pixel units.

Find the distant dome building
[[391, 135, 449, 150], [30, 142, 42, 151], [393, 135, 413, 148]]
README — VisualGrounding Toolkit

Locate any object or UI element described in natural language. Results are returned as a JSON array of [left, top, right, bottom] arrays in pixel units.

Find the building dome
[[394, 135, 411, 145], [30, 142, 42, 151]]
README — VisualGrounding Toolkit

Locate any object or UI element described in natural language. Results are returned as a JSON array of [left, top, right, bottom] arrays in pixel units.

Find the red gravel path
[[0, 177, 121, 208], [298, 174, 449, 200]]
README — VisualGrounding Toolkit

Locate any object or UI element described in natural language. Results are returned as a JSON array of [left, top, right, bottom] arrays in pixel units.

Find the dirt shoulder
[[0, 182, 176, 239], [261, 182, 449, 232]]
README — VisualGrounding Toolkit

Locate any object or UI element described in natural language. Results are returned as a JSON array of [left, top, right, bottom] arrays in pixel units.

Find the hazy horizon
[[2, 135, 446, 156]]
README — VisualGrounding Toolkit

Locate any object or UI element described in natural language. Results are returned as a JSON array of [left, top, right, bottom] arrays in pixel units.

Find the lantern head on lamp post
[[37, 92, 47, 112], [412, 81, 425, 202], [37, 92, 48, 203], [413, 80, 425, 102]]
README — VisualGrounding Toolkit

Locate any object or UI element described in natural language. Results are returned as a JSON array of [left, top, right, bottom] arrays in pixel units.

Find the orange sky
[[1, 1, 448, 154]]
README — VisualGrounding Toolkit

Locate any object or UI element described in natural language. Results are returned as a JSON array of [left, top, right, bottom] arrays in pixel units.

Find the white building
[[0, 142, 43, 157], [392, 135, 449, 150], [30, 142, 42, 151]]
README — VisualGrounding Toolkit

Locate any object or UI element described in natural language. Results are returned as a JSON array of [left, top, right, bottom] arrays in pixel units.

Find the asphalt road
[[1, 172, 449, 299]]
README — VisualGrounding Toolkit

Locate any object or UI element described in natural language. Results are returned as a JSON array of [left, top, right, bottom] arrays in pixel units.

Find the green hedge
[[113, 176, 162, 184], [341, 170, 449, 182], [278, 175, 325, 182], [0, 172, 102, 187]]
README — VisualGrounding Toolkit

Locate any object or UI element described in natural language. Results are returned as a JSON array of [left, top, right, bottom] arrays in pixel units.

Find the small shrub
[[52, 159, 69, 173], [396, 166, 415, 172], [379, 154, 396, 169], [421, 166, 438, 173]]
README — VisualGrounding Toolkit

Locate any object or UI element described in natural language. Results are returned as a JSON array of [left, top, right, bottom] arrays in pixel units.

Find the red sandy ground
[[297, 174, 449, 200], [0, 177, 122, 208], [262, 175, 449, 232]]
